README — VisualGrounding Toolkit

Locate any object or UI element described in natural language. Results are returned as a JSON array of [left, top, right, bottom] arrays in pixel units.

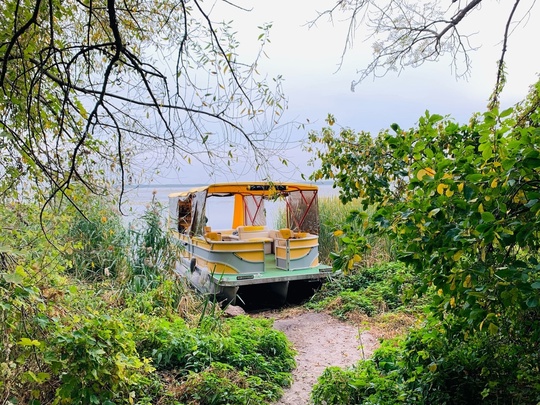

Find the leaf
[[436, 183, 448, 195], [2, 272, 23, 285], [417, 169, 427, 180], [417, 168, 435, 180], [452, 250, 463, 261], [466, 173, 483, 182], [531, 281, 540, 289], [481, 212, 496, 223], [18, 338, 41, 347]]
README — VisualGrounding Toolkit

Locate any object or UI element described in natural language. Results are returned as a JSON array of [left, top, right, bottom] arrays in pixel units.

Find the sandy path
[[271, 311, 380, 405]]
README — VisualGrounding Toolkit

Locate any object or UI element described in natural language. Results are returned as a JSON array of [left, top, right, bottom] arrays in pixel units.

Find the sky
[[150, 0, 540, 186]]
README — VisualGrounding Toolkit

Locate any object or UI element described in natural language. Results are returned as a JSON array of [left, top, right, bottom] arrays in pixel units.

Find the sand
[[268, 310, 380, 405]]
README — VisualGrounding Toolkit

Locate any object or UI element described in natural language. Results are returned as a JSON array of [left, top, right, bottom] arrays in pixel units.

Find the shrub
[[306, 261, 421, 318], [176, 362, 280, 404], [134, 315, 295, 404], [66, 198, 128, 281], [126, 195, 179, 292], [48, 314, 155, 404], [312, 315, 540, 405]]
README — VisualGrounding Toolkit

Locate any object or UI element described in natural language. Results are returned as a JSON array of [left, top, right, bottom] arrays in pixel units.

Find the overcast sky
[[151, 0, 540, 186]]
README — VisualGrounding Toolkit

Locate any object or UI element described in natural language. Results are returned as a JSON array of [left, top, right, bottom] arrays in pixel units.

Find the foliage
[[48, 314, 155, 404], [126, 194, 179, 292], [318, 196, 394, 266], [307, 83, 540, 335], [66, 197, 128, 281], [306, 262, 420, 318], [307, 81, 540, 402], [312, 315, 540, 404], [1, 191, 295, 404], [176, 362, 281, 405], [135, 315, 295, 393], [0, 0, 286, 203]]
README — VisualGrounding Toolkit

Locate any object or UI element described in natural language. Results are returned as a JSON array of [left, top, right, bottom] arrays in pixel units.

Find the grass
[[318, 196, 394, 266]]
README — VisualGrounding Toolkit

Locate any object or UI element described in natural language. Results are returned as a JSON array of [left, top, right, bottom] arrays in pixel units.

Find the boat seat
[[237, 225, 269, 240], [205, 232, 221, 241], [279, 228, 293, 239]]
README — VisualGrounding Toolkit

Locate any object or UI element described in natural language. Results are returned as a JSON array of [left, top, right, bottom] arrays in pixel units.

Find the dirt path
[[268, 310, 380, 405]]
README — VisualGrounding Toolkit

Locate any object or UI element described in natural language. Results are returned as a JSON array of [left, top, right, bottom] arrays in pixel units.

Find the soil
[[262, 309, 381, 405]]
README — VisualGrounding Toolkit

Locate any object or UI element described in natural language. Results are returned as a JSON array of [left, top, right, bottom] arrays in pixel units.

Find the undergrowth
[[1, 190, 295, 405], [306, 261, 424, 319], [312, 313, 540, 405]]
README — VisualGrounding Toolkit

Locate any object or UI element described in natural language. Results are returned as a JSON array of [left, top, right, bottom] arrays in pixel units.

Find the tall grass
[[318, 196, 394, 267], [66, 198, 128, 281], [126, 194, 179, 292]]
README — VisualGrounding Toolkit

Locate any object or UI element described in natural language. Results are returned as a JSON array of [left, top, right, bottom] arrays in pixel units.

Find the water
[[122, 182, 339, 229]]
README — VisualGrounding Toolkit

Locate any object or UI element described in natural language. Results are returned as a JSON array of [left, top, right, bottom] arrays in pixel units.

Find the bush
[[134, 315, 295, 404], [66, 198, 128, 281], [126, 195, 179, 292], [312, 315, 540, 405], [306, 261, 421, 318], [48, 315, 155, 404]]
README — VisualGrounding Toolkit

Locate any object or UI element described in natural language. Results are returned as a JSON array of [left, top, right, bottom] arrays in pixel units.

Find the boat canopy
[[168, 182, 320, 236]]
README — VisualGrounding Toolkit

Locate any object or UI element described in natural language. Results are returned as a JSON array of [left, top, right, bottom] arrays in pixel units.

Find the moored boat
[[168, 182, 332, 306]]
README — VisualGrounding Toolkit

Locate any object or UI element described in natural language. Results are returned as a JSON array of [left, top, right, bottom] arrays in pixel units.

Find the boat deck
[[211, 253, 332, 287]]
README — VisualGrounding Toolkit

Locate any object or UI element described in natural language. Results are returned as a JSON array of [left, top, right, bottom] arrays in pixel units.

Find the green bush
[[127, 196, 179, 292], [177, 362, 280, 404], [312, 315, 540, 405], [306, 261, 421, 318], [134, 315, 295, 404], [66, 199, 128, 281], [48, 314, 154, 404]]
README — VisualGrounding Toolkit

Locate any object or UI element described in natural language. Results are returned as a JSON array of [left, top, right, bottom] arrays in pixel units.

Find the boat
[[168, 182, 332, 306]]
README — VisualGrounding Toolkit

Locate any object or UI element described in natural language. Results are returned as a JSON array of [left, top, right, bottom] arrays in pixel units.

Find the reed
[[318, 196, 394, 267]]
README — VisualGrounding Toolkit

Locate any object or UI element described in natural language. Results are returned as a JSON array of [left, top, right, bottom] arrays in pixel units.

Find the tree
[[306, 81, 540, 335], [312, 0, 536, 106], [0, 0, 285, 204]]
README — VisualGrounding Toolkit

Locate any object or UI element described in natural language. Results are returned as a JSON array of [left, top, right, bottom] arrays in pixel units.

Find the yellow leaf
[[417, 169, 427, 180], [442, 173, 453, 179], [333, 230, 344, 237], [478, 203, 484, 213], [445, 189, 454, 197], [463, 274, 472, 288], [450, 296, 456, 307], [491, 178, 498, 188], [425, 167, 436, 176], [458, 183, 464, 192], [428, 363, 437, 372], [437, 183, 446, 195], [353, 254, 362, 262], [347, 259, 354, 270], [452, 250, 463, 261]]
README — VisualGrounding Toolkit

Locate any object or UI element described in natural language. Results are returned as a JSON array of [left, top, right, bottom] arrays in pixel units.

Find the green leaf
[[18, 338, 41, 347], [531, 281, 540, 289], [2, 272, 24, 285], [465, 173, 483, 182], [481, 212, 496, 223]]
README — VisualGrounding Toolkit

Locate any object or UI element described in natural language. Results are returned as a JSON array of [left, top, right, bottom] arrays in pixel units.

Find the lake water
[[122, 182, 339, 230]]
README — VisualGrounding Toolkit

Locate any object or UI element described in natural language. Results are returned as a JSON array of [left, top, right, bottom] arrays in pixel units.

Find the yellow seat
[[205, 232, 221, 241], [279, 228, 293, 239]]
